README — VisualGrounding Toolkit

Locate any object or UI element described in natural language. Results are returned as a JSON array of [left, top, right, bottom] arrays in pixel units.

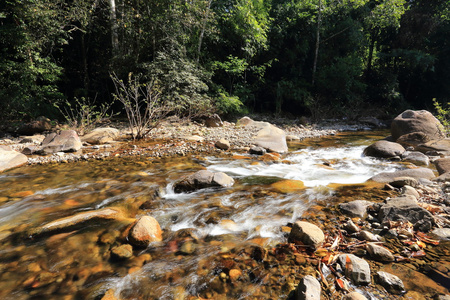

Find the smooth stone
[[370, 168, 435, 183], [295, 275, 321, 300], [391, 110, 445, 141], [401, 185, 420, 199], [344, 219, 360, 233], [416, 139, 450, 156], [81, 127, 120, 144], [337, 254, 371, 285], [389, 176, 418, 188], [286, 135, 300, 141], [339, 200, 373, 219], [358, 231, 381, 242], [376, 271, 405, 294], [212, 172, 235, 187], [366, 243, 395, 262], [174, 170, 234, 193], [0, 146, 28, 172], [40, 130, 82, 154], [215, 139, 230, 150], [271, 179, 305, 193], [289, 221, 325, 248], [183, 135, 204, 142], [204, 114, 223, 127], [343, 292, 368, 300], [249, 146, 266, 155], [396, 132, 432, 147], [401, 151, 429, 166], [254, 124, 288, 153], [128, 216, 163, 247], [363, 140, 405, 158], [434, 157, 450, 175]]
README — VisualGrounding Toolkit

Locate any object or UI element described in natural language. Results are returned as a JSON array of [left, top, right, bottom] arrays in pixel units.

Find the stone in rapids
[[128, 216, 163, 247]]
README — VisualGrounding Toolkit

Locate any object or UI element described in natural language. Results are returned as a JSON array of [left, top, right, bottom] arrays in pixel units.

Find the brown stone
[[128, 216, 163, 247]]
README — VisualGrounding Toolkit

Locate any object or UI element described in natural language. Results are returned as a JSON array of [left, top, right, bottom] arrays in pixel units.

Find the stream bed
[[0, 131, 448, 299]]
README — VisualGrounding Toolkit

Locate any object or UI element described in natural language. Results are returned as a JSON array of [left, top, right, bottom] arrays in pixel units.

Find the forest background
[[1, 0, 449, 124]]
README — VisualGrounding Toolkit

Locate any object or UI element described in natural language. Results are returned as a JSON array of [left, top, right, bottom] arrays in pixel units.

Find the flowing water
[[0, 131, 447, 299]]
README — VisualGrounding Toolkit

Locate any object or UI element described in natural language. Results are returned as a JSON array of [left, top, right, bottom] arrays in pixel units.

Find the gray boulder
[[416, 139, 450, 156], [396, 132, 432, 147], [295, 275, 321, 300], [434, 157, 450, 175], [81, 127, 120, 144], [288, 221, 325, 248], [254, 124, 288, 153], [378, 196, 434, 230], [376, 271, 405, 294], [388, 177, 418, 188], [363, 141, 405, 159], [370, 168, 435, 183], [339, 200, 374, 219], [174, 170, 234, 193], [0, 146, 28, 172], [338, 254, 371, 285], [39, 130, 82, 154], [391, 110, 445, 141]]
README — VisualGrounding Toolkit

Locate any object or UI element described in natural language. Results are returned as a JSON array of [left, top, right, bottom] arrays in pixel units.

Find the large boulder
[[173, 170, 234, 193], [401, 151, 429, 166], [254, 124, 288, 153], [416, 139, 450, 156], [128, 216, 163, 247], [391, 110, 445, 141], [17, 116, 52, 135], [288, 221, 325, 248], [0, 146, 28, 172], [81, 127, 120, 144], [363, 141, 405, 159], [434, 158, 450, 175], [369, 167, 435, 183], [396, 132, 431, 147], [39, 130, 82, 154], [337, 254, 371, 285]]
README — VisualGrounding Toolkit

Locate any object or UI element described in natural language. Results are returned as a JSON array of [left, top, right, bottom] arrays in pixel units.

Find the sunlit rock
[[0, 146, 28, 172], [289, 221, 325, 248], [388, 176, 418, 188], [434, 157, 450, 175], [401, 151, 429, 166], [430, 228, 450, 240], [39, 130, 82, 154], [391, 110, 445, 141], [339, 200, 373, 219], [111, 244, 133, 260], [400, 185, 420, 199], [295, 275, 321, 300], [215, 139, 230, 150], [254, 124, 288, 153], [363, 140, 405, 159], [128, 216, 163, 247], [338, 254, 371, 285], [81, 127, 120, 145], [370, 167, 435, 183], [376, 271, 405, 294], [366, 243, 395, 262], [343, 292, 368, 300], [174, 170, 234, 193]]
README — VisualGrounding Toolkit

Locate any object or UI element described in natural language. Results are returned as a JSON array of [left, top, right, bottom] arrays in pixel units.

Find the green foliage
[[433, 98, 450, 133], [214, 88, 245, 115]]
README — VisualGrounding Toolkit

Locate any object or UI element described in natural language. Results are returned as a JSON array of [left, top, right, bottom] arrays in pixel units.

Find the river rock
[[20, 134, 46, 144], [389, 177, 418, 188], [400, 185, 420, 199], [378, 196, 434, 230], [215, 139, 230, 150], [81, 127, 120, 144], [363, 141, 405, 159], [343, 292, 368, 300], [32, 208, 125, 236], [434, 158, 450, 175], [236, 116, 270, 129], [295, 275, 321, 300], [0, 146, 28, 172], [401, 151, 429, 166], [111, 244, 133, 260], [174, 170, 234, 193], [370, 167, 435, 183], [391, 110, 445, 141], [204, 114, 223, 127], [271, 179, 305, 193], [359, 231, 381, 242], [344, 219, 360, 233], [430, 228, 450, 240], [128, 216, 163, 247], [289, 221, 325, 248], [416, 139, 450, 156], [254, 124, 288, 153], [17, 116, 52, 135], [396, 132, 432, 147], [338, 254, 371, 285], [39, 130, 82, 154], [376, 271, 405, 294], [249, 146, 266, 155], [339, 200, 374, 219], [366, 243, 395, 262]]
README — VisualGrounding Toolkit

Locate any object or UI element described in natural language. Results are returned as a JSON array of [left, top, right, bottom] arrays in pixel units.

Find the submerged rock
[[111, 244, 133, 260], [295, 275, 321, 300], [128, 216, 163, 247], [271, 179, 305, 193], [289, 221, 325, 248], [366, 243, 395, 262], [338, 254, 371, 285], [339, 200, 374, 219]]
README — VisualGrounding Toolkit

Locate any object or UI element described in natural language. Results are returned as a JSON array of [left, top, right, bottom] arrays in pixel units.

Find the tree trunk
[[109, 0, 119, 57], [197, 0, 213, 63], [312, 0, 322, 86], [366, 34, 375, 77]]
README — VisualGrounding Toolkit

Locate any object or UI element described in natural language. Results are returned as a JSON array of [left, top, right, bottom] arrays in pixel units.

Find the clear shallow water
[[0, 130, 429, 299]]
